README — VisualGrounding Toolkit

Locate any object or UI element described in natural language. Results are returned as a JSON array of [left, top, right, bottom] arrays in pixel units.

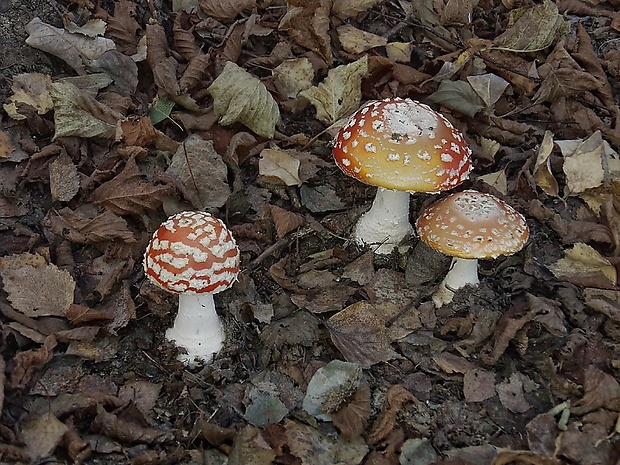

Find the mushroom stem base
[[354, 188, 414, 254], [166, 293, 225, 367], [433, 258, 479, 307]]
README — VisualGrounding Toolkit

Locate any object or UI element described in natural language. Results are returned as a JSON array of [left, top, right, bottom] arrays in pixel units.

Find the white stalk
[[165, 292, 225, 367], [354, 188, 414, 254], [433, 258, 479, 307]]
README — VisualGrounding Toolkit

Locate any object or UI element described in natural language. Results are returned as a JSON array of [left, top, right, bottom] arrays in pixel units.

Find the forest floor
[[1, 0, 620, 464]]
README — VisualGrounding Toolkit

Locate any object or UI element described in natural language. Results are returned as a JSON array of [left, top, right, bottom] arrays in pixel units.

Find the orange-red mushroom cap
[[333, 98, 472, 193], [144, 211, 240, 294], [416, 190, 529, 259]]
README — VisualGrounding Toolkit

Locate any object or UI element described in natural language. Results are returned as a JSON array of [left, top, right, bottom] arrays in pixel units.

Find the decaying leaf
[[463, 368, 496, 402], [549, 243, 617, 289], [3, 73, 53, 120], [26, 18, 116, 75], [496, 373, 532, 414], [0, 131, 14, 158], [337, 25, 387, 54], [299, 55, 368, 125], [477, 169, 508, 195], [91, 404, 172, 445], [259, 148, 302, 186], [208, 61, 280, 138], [428, 79, 486, 117], [91, 156, 174, 216], [244, 395, 289, 428], [49, 151, 80, 202], [0, 253, 75, 318], [10, 335, 58, 388], [199, 0, 256, 21], [269, 204, 305, 239], [332, 0, 382, 19], [532, 130, 559, 197], [21, 411, 68, 460], [466, 73, 510, 109], [45, 207, 136, 244], [367, 385, 417, 444], [166, 135, 231, 209], [279, 0, 331, 64], [273, 58, 314, 99], [326, 301, 399, 369], [492, 0, 566, 52], [228, 425, 276, 465]]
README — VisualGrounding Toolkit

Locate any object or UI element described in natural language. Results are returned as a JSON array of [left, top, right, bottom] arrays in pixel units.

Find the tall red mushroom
[[333, 97, 472, 254], [144, 211, 240, 366]]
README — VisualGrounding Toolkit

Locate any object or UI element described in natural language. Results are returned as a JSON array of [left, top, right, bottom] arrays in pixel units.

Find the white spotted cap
[[333, 97, 472, 193], [416, 190, 529, 259], [144, 211, 240, 294]]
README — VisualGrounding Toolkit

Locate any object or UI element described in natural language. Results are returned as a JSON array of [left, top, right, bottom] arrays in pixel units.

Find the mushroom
[[143, 211, 240, 366], [333, 97, 472, 254], [415, 190, 529, 307]]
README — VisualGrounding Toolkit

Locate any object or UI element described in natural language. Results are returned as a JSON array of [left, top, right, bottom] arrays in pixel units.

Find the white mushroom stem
[[433, 258, 480, 307], [165, 293, 225, 367], [354, 188, 414, 254]]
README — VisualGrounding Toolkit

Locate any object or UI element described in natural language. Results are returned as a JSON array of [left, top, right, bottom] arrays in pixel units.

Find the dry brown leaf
[[330, 385, 371, 440], [120, 116, 180, 153], [228, 425, 276, 465], [367, 385, 417, 444], [90, 50, 139, 96], [10, 335, 57, 388], [105, 0, 141, 55], [269, 204, 305, 239], [496, 373, 532, 413], [91, 156, 174, 216], [273, 58, 314, 99], [466, 73, 510, 109], [0, 253, 75, 318], [199, 0, 256, 21], [118, 380, 162, 417], [45, 207, 136, 244], [166, 135, 231, 209], [179, 53, 211, 92], [145, 23, 170, 70], [26, 18, 116, 75], [428, 80, 486, 117], [91, 404, 172, 445], [0, 131, 14, 158], [21, 411, 68, 461], [549, 243, 617, 289], [279, 0, 332, 64], [493, 450, 561, 465], [326, 301, 399, 369], [463, 368, 496, 402], [66, 303, 115, 325], [49, 151, 80, 202], [441, 0, 474, 26], [572, 365, 620, 414], [172, 12, 199, 61], [258, 148, 301, 186]]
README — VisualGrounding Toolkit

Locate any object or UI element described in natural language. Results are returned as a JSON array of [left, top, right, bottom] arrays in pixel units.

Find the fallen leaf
[[549, 243, 617, 289], [26, 17, 116, 75], [326, 301, 399, 369], [463, 368, 496, 402], [105, 0, 141, 55], [91, 156, 174, 216], [45, 207, 136, 244], [118, 380, 162, 417], [559, 131, 610, 194], [199, 0, 256, 21], [0, 131, 14, 158], [385, 41, 413, 63], [21, 412, 68, 460], [330, 384, 371, 440], [367, 385, 417, 444], [269, 204, 305, 239], [492, 0, 566, 53], [166, 135, 231, 209], [572, 365, 620, 414], [532, 130, 559, 197], [332, 0, 382, 19], [259, 148, 301, 186], [428, 80, 486, 117], [3, 73, 53, 120], [477, 169, 508, 195], [91, 404, 172, 445], [244, 395, 289, 428], [228, 425, 276, 465], [279, 0, 331, 64], [496, 373, 532, 414], [466, 73, 510, 109], [299, 184, 346, 212], [337, 25, 387, 54], [299, 55, 369, 125], [273, 58, 314, 99], [10, 335, 58, 388], [0, 253, 75, 318], [90, 50, 139, 95], [49, 151, 80, 202], [208, 61, 280, 138]]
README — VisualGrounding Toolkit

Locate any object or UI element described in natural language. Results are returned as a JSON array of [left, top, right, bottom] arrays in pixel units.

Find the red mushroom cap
[[333, 97, 472, 193], [144, 211, 240, 294], [416, 190, 529, 259]]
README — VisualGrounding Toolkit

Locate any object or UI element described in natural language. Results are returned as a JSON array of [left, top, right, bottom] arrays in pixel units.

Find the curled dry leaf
[[558, 131, 610, 195], [90, 50, 139, 96], [549, 243, 617, 289], [3, 73, 53, 121], [279, 0, 332, 64], [105, 0, 141, 55], [532, 130, 559, 197], [208, 61, 280, 138], [496, 373, 532, 414], [10, 335, 57, 388], [332, 0, 383, 19], [120, 116, 180, 153], [21, 411, 68, 461], [428, 80, 486, 117], [367, 385, 417, 445], [258, 148, 301, 186], [228, 425, 276, 465], [269, 204, 306, 239], [91, 404, 173, 445], [199, 0, 257, 21], [91, 156, 174, 216], [326, 301, 399, 369], [330, 384, 371, 440], [492, 0, 566, 53], [173, 13, 199, 61], [26, 18, 116, 75], [299, 55, 368, 125], [0, 253, 75, 318], [466, 73, 510, 109], [45, 207, 136, 244], [166, 135, 231, 209]]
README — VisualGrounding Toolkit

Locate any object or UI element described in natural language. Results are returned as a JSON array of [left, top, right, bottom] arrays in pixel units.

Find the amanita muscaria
[[333, 97, 472, 254], [416, 190, 529, 307], [143, 211, 240, 366]]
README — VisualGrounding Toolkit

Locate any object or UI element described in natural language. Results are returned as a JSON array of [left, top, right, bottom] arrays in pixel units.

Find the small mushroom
[[143, 211, 240, 366], [415, 190, 529, 307], [333, 97, 472, 254]]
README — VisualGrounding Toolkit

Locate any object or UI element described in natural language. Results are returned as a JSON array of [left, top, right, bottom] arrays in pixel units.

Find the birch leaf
[[532, 130, 559, 197], [299, 55, 368, 125], [208, 61, 280, 138]]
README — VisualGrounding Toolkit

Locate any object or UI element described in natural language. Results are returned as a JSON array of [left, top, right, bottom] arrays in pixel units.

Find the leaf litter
[[0, 0, 620, 463]]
